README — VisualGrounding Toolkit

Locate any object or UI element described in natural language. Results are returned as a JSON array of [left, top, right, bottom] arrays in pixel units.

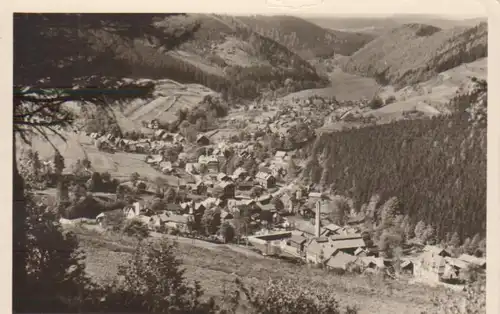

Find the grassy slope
[[17, 132, 180, 184], [362, 57, 487, 120], [281, 68, 381, 102], [235, 15, 375, 58], [71, 226, 448, 314], [340, 22, 487, 89], [117, 79, 219, 128]]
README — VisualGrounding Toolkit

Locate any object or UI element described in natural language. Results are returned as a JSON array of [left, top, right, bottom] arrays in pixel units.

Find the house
[[346, 215, 366, 226], [354, 247, 369, 257], [255, 172, 276, 188], [151, 213, 169, 228], [166, 203, 183, 214], [400, 259, 414, 273], [217, 173, 232, 182], [305, 238, 338, 264], [132, 201, 147, 216], [148, 119, 160, 129], [159, 161, 173, 173], [185, 163, 198, 174], [423, 246, 452, 258], [287, 234, 307, 254], [154, 129, 166, 138], [196, 134, 210, 146], [258, 202, 276, 212], [308, 192, 323, 199], [325, 251, 359, 271], [232, 167, 248, 180], [198, 155, 219, 173], [358, 256, 385, 270], [275, 151, 287, 160], [257, 194, 272, 204], [219, 181, 236, 199], [322, 223, 342, 236], [173, 133, 185, 144], [329, 234, 366, 255], [237, 181, 254, 191], [161, 132, 174, 142], [123, 206, 138, 219], [164, 214, 190, 232], [457, 254, 486, 269], [413, 250, 448, 283]]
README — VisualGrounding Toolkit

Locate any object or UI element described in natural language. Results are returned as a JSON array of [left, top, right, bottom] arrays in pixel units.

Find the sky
[[217, 0, 488, 18]]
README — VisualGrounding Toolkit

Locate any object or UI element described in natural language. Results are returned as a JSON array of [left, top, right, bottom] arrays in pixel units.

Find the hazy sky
[[220, 0, 488, 18]]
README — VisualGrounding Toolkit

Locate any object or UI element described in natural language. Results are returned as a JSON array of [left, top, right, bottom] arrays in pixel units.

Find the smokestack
[[315, 201, 321, 238]]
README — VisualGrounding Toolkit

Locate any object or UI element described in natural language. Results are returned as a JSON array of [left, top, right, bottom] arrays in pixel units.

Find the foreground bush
[[425, 280, 486, 314], [227, 278, 358, 314]]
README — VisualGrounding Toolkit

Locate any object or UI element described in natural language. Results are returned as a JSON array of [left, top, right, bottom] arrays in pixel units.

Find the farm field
[[282, 68, 381, 102], [17, 132, 180, 184]]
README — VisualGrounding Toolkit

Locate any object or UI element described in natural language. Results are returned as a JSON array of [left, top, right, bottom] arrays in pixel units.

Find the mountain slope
[[235, 15, 375, 58], [84, 14, 328, 101], [340, 22, 487, 89], [304, 14, 486, 36]]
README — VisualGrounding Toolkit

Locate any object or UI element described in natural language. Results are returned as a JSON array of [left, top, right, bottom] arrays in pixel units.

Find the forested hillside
[[341, 22, 487, 89], [302, 81, 487, 241], [236, 15, 375, 58], [82, 14, 328, 101]]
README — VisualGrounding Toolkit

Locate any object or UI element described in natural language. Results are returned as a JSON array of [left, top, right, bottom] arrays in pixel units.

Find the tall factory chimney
[[315, 201, 321, 238]]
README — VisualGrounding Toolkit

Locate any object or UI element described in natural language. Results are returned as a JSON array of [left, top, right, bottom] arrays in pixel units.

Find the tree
[[461, 237, 472, 255], [201, 209, 221, 236], [400, 215, 414, 240], [287, 159, 299, 181], [378, 230, 403, 259], [88, 171, 103, 191], [20, 192, 92, 312], [99, 241, 217, 313], [414, 220, 426, 242], [219, 222, 235, 243], [122, 219, 150, 240], [468, 233, 481, 255], [130, 172, 140, 185], [369, 95, 384, 109], [13, 13, 200, 312], [271, 195, 284, 212], [164, 187, 177, 203], [449, 232, 461, 248], [423, 224, 436, 245]]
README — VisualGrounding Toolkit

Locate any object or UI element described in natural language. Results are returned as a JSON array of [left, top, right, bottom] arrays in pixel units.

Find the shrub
[[230, 278, 358, 314], [369, 95, 384, 109], [428, 280, 485, 314], [385, 95, 397, 105], [122, 219, 150, 240]]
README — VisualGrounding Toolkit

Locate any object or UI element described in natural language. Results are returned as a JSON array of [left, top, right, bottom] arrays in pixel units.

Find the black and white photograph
[[12, 0, 490, 312]]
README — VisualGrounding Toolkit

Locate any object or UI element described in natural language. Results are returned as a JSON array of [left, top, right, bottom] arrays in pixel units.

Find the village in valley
[[14, 11, 488, 314], [21, 88, 484, 291]]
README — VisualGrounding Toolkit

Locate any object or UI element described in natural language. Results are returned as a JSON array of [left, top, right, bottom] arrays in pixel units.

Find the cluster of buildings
[[248, 201, 486, 285]]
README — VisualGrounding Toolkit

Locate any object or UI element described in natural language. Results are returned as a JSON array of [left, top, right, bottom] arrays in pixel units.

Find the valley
[[13, 12, 487, 314]]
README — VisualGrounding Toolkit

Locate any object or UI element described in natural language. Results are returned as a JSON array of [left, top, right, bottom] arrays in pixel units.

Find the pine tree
[[449, 232, 461, 248], [423, 224, 436, 244], [461, 237, 472, 255], [478, 237, 486, 257], [401, 215, 414, 240], [414, 220, 426, 241], [468, 233, 481, 255]]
